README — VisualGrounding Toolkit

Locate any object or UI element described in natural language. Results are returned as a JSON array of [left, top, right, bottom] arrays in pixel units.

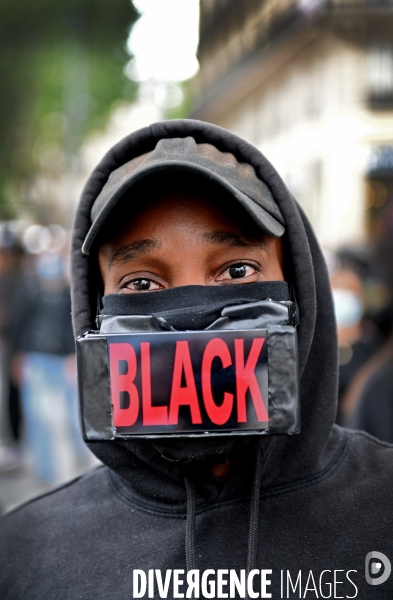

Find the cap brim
[[82, 161, 285, 255]]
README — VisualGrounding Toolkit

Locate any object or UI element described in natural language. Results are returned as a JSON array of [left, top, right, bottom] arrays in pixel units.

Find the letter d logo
[[365, 551, 391, 585]]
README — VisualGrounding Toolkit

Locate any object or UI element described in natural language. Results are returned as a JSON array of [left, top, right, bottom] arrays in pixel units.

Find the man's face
[[98, 193, 284, 294]]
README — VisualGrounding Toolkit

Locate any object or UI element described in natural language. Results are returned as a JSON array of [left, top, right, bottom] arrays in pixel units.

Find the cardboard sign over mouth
[[77, 325, 299, 440]]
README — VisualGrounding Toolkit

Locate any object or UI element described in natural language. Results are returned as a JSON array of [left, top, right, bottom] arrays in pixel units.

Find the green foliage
[[0, 0, 139, 218]]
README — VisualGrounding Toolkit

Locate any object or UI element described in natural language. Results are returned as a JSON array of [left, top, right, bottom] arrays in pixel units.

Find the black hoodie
[[1, 119, 393, 599]]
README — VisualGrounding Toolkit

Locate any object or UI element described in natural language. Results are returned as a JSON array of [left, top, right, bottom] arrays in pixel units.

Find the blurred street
[[2, 0, 393, 521]]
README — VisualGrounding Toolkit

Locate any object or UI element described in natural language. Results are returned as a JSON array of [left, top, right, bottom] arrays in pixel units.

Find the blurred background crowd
[[1, 0, 393, 514]]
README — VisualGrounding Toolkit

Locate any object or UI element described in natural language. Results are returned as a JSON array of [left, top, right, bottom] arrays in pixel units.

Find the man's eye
[[220, 263, 257, 280], [126, 278, 160, 291], [229, 264, 248, 279]]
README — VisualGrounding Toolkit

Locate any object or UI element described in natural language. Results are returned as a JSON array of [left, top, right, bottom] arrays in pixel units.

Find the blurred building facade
[[191, 0, 393, 248]]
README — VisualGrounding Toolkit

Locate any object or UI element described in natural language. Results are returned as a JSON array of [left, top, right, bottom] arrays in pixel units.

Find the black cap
[[82, 136, 285, 255]]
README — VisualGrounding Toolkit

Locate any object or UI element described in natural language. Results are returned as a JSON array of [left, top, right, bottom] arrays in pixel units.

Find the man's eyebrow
[[109, 239, 161, 269], [202, 231, 267, 248]]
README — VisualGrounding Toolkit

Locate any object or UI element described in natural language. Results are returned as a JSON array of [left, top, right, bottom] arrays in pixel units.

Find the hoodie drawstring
[[184, 441, 275, 596], [246, 445, 262, 577], [184, 475, 196, 572]]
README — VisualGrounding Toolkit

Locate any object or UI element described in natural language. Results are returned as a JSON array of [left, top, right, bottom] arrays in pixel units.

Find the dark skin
[[99, 193, 284, 294], [99, 192, 285, 477]]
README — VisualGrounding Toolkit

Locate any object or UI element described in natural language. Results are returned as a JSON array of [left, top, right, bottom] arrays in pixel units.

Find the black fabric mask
[[101, 281, 290, 330], [99, 282, 292, 462]]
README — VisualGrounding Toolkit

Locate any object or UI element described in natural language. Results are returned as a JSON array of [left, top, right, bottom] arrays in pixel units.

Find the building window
[[367, 44, 393, 109]]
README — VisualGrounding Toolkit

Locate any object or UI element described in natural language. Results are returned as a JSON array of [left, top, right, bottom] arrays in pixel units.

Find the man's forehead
[[98, 187, 267, 252]]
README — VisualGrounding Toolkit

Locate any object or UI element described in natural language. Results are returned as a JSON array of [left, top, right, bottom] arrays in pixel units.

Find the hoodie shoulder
[[0, 466, 111, 550], [339, 428, 393, 501], [0, 466, 121, 598], [1, 465, 109, 519], [346, 427, 393, 464]]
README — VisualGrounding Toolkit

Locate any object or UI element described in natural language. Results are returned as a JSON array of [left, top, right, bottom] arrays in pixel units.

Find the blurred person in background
[[331, 263, 382, 422], [0, 224, 24, 471], [11, 245, 91, 483], [345, 341, 393, 442], [343, 202, 393, 442]]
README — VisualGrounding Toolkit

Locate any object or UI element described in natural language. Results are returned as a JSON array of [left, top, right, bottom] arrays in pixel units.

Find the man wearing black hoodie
[[1, 119, 393, 599]]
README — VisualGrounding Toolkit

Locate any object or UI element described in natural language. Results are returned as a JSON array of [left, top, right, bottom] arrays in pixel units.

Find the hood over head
[[71, 119, 340, 497]]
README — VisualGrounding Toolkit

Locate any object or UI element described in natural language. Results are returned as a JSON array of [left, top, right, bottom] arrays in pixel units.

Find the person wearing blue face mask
[[331, 267, 382, 420]]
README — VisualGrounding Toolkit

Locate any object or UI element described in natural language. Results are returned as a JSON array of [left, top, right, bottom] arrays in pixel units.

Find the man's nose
[[169, 267, 210, 288], [166, 247, 211, 288]]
